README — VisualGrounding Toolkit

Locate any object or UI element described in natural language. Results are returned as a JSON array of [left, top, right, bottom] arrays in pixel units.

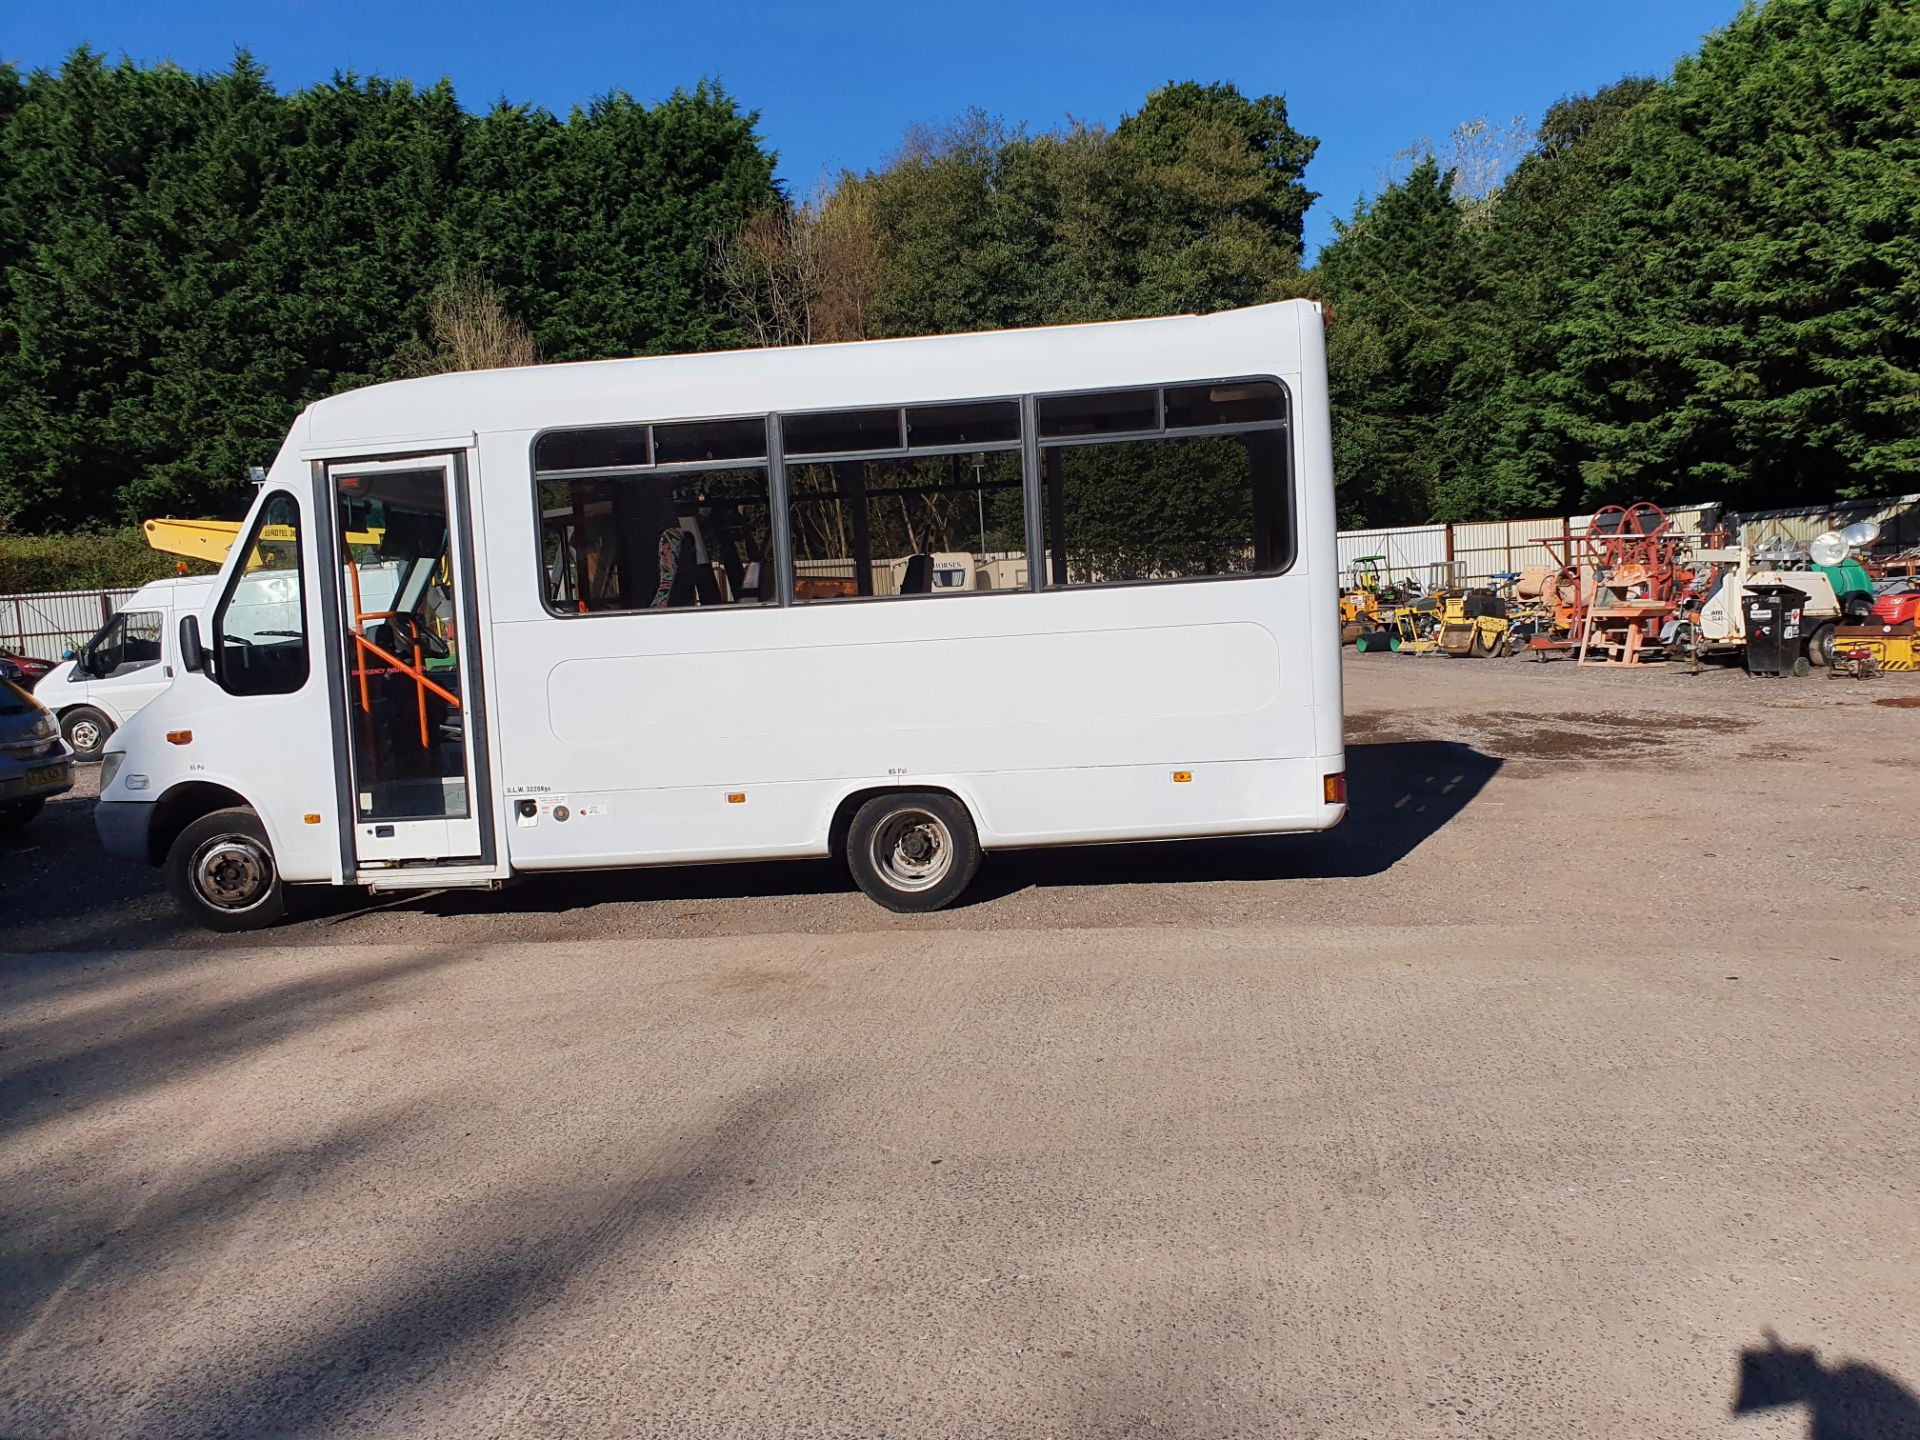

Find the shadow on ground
[[399, 738, 1499, 917], [1735, 1333, 1920, 1439], [0, 740, 1499, 948], [1, 1055, 804, 1437]]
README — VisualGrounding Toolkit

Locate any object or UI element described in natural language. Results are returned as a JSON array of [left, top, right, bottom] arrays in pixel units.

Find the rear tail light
[[1323, 772, 1347, 805]]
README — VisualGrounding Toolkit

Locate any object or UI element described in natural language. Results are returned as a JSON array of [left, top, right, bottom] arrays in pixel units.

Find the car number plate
[[24, 764, 64, 787]]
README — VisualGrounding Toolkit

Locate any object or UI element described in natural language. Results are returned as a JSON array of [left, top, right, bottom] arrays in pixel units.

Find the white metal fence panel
[[1563, 501, 1714, 537], [1449, 517, 1570, 587], [0, 587, 137, 658], [1336, 525, 1448, 588], [1338, 502, 1726, 594]]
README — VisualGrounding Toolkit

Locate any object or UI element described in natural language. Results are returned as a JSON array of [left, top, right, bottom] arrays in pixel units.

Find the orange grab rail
[[344, 560, 459, 750], [348, 632, 460, 748]]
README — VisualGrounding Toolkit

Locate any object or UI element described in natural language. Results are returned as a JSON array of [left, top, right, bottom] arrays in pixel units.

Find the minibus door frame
[[316, 449, 497, 872]]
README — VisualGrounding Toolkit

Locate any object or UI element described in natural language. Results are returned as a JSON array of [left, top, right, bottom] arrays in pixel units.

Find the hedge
[[0, 531, 215, 593]]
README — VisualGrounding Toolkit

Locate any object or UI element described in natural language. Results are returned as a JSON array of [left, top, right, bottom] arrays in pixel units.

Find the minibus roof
[[297, 301, 1319, 452]]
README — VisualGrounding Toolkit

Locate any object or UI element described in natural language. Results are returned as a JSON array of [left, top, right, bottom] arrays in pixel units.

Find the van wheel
[[845, 791, 982, 913], [61, 705, 113, 759], [166, 807, 287, 932]]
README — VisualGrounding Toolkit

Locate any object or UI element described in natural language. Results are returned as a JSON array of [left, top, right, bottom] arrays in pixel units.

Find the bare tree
[[1382, 114, 1532, 224], [409, 273, 538, 375], [1442, 115, 1532, 220], [714, 177, 883, 347]]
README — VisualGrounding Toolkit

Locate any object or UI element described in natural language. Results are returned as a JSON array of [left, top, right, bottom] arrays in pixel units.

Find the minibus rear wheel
[[845, 790, 981, 913], [166, 806, 287, 932]]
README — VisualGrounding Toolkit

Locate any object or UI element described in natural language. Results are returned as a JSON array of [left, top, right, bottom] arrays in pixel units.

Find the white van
[[35, 577, 215, 759], [96, 302, 1346, 929]]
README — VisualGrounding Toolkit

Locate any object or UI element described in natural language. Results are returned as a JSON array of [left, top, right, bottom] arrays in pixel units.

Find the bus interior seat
[[693, 551, 722, 606], [663, 531, 725, 607], [665, 532, 699, 607], [902, 553, 934, 594]]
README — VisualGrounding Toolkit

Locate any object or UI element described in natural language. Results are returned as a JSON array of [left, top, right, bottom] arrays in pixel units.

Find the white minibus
[[95, 301, 1346, 929]]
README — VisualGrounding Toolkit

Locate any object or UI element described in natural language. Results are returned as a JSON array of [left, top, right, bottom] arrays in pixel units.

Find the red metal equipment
[[1870, 589, 1920, 627], [1526, 502, 1723, 665]]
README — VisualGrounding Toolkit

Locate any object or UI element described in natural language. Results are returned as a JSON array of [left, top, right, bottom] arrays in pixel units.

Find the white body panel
[[100, 302, 1347, 890]]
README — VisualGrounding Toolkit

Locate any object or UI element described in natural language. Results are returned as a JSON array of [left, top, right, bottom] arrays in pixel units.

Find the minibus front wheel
[[166, 806, 287, 932]]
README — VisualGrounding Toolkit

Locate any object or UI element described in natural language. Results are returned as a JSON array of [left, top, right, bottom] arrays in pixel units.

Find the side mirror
[[179, 615, 207, 673]]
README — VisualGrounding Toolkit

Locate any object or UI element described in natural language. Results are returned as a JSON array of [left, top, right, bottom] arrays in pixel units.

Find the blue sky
[[7, 0, 1739, 257]]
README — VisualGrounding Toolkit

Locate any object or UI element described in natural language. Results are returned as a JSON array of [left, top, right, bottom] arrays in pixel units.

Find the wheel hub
[[195, 838, 271, 910], [873, 811, 953, 892]]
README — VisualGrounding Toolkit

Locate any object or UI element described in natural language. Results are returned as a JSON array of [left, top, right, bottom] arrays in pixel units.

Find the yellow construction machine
[[1338, 554, 1391, 643], [144, 515, 382, 570], [1435, 589, 1512, 657], [1364, 588, 1509, 657]]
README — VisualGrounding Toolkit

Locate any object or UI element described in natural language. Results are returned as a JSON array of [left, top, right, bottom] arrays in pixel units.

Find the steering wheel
[[386, 613, 450, 660]]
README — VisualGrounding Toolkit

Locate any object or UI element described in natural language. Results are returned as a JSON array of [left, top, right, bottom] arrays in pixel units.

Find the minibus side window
[[1038, 380, 1293, 586], [212, 491, 310, 696], [786, 400, 1027, 601], [536, 417, 775, 615]]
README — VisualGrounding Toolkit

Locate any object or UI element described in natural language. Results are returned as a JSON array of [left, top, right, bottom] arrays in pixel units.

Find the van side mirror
[[179, 615, 207, 673]]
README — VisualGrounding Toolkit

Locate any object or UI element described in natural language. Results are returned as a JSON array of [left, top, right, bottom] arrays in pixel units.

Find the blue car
[[0, 677, 74, 833]]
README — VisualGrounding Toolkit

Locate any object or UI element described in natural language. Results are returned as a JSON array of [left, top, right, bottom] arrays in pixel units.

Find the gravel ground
[[2, 652, 1917, 1437], [5, 650, 1919, 949]]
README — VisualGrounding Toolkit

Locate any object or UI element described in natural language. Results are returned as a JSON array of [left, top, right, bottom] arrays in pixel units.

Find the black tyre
[[1807, 622, 1836, 668], [845, 791, 982, 913], [165, 807, 287, 932], [0, 798, 46, 834], [60, 705, 114, 759]]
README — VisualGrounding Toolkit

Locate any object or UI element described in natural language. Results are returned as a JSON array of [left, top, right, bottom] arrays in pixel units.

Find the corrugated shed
[[1728, 494, 1920, 552]]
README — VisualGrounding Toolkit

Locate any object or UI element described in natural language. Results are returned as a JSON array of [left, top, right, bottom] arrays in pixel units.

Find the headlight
[[99, 751, 124, 789], [32, 714, 55, 741]]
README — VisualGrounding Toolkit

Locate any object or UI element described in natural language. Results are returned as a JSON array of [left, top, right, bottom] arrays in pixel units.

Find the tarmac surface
[[3, 653, 1918, 1437]]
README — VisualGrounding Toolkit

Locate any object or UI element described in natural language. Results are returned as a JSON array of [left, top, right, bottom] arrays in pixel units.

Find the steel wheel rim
[[871, 809, 953, 893], [69, 719, 101, 752], [192, 835, 274, 911]]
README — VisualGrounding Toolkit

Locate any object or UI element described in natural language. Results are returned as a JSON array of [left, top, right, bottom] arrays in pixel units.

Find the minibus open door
[[323, 453, 493, 868]]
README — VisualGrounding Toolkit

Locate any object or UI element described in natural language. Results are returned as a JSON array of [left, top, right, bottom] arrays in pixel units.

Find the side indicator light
[[304, 813, 322, 825], [166, 730, 192, 745], [1172, 771, 1193, 784], [726, 792, 747, 804], [1324, 773, 1347, 805]]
